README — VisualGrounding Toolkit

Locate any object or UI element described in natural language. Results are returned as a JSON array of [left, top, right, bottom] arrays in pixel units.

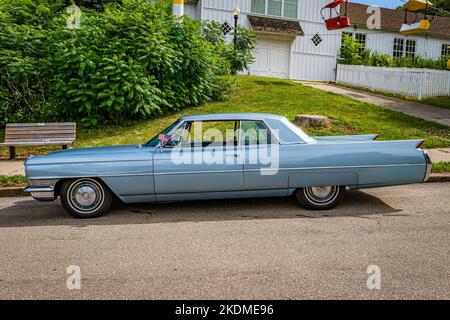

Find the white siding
[[184, 3, 198, 19], [291, 20, 340, 81]]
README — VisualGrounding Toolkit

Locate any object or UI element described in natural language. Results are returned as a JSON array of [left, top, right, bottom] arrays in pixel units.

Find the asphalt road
[[0, 183, 449, 299]]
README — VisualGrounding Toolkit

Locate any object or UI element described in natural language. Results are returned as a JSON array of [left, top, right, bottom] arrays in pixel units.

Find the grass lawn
[[432, 162, 450, 173], [422, 96, 450, 110], [1, 75, 450, 158], [0, 175, 28, 187]]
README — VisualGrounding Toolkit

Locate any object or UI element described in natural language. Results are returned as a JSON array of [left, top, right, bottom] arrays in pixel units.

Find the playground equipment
[[321, 0, 351, 31], [400, 0, 434, 35]]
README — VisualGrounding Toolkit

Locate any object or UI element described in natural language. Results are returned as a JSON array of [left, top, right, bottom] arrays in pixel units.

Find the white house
[[183, 1, 450, 82]]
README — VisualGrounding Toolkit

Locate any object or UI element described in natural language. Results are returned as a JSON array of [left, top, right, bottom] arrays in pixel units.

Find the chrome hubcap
[[304, 186, 339, 205], [75, 186, 97, 207], [68, 179, 104, 214]]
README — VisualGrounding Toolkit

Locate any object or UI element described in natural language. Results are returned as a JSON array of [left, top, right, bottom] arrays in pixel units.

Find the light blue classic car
[[24, 113, 431, 218]]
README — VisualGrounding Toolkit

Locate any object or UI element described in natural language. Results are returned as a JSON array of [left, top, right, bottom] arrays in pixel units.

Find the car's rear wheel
[[60, 178, 112, 218], [295, 186, 346, 210]]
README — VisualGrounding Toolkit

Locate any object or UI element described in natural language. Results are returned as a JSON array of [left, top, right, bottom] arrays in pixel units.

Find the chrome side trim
[[153, 163, 425, 175], [422, 150, 432, 182], [26, 163, 426, 180]]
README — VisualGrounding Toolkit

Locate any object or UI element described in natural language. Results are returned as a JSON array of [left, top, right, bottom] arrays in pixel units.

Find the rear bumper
[[24, 186, 55, 201], [423, 150, 432, 182]]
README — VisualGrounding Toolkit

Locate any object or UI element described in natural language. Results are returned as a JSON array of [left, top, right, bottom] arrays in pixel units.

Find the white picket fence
[[336, 64, 450, 100]]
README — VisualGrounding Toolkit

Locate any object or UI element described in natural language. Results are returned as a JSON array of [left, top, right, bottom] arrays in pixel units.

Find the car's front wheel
[[295, 186, 346, 210], [60, 178, 113, 218]]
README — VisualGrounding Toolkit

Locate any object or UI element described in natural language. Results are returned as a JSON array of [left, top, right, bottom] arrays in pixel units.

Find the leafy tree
[[202, 21, 256, 75], [432, 0, 450, 16]]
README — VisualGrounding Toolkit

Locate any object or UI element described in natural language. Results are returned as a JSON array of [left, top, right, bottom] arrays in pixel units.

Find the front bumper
[[24, 186, 55, 201], [24, 179, 58, 201], [423, 150, 432, 182]]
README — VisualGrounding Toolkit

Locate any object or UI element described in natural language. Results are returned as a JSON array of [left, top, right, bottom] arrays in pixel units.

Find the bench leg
[[9, 146, 15, 160], [62, 145, 68, 150]]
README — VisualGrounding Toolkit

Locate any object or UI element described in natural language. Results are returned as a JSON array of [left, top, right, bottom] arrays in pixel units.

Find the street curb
[[0, 174, 449, 197], [428, 173, 450, 183], [0, 187, 28, 197]]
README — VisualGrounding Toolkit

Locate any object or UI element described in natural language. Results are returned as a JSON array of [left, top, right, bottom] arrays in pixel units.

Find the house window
[[251, 0, 298, 19], [405, 39, 416, 58], [251, 0, 266, 14], [442, 44, 450, 57], [268, 0, 282, 16], [283, 0, 298, 18], [311, 34, 323, 47], [355, 33, 366, 51], [393, 38, 404, 58], [221, 21, 232, 35], [393, 38, 416, 58]]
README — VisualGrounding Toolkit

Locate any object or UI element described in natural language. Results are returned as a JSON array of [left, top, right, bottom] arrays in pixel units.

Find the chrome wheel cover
[[304, 186, 339, 205], [67, 179, 105, 214]]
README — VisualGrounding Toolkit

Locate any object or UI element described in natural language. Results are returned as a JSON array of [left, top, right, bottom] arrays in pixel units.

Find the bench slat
[[6, 132, 76, 138], [6, 130, 76, 135], [1, 141, 74, 146], [6, 122, 76, 128], [6, 127, 76, 132], [2, 138, 75, 142]]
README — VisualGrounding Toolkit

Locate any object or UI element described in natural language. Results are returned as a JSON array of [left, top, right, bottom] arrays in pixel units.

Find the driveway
[[299, 82, 450, 127], [0, 183, 449, 299]]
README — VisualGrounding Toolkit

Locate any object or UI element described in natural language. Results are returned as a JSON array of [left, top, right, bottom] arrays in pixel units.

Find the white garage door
[[250, 37, 291, 79]]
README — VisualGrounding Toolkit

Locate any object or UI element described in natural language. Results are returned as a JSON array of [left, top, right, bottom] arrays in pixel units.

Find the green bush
[[339, 34, 448, 70], [0, 0, 253, 127]]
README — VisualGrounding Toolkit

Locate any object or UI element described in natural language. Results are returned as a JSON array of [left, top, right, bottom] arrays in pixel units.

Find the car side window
[[171, 121, 238, 148], [240, 121, 274, 146]]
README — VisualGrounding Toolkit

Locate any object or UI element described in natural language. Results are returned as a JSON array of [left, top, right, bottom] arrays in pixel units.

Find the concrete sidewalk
[[1, 148, 449, 177], [299, 82, 450, 127]]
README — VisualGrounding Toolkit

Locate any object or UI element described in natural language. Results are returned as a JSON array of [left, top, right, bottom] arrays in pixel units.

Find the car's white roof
[[179, 113, 286, 122]]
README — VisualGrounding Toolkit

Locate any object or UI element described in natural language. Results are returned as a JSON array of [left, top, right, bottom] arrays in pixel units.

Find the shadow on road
[[0, 190, 402, 228]]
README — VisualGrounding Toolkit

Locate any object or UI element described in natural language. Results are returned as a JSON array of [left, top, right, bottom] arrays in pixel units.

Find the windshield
[[144, 121, 180, 147]]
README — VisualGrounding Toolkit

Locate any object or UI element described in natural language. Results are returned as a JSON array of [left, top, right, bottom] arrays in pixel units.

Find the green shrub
[[202, 21, 256, 75], [338, 34, 364, 65], [339, 34, 448, 71]]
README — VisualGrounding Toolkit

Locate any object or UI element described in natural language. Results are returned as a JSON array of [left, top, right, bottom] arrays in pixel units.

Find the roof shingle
[[344, 3, 450, 39], [247, 15, 304, 36]]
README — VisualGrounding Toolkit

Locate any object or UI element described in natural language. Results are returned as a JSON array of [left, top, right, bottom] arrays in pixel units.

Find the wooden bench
[[0, 122, 76, 159]]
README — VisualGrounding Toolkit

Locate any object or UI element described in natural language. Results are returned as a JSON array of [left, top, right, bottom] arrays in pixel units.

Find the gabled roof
[[344, 2, 450, 40], [247, 15, 304, 36]]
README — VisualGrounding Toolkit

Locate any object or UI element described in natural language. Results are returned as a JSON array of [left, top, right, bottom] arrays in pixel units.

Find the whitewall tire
[[295, 186, 346, 210], [60, 178, 113, 218]]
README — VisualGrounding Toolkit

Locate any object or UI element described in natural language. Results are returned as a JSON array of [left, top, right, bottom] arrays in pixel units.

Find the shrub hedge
[[339, 34, 449, 71]]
